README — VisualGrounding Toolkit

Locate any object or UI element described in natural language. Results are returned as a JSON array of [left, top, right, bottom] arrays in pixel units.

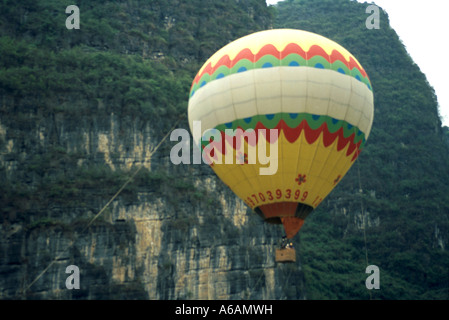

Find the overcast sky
[[266, 0, 449, 127]]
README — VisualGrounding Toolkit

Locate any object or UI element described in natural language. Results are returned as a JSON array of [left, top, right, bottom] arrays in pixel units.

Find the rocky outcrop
[[0, 110, 306, 300], [0, 0, 292, 299]]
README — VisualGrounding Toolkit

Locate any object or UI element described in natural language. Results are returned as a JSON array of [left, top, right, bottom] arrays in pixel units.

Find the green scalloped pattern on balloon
[[197, 72, 211, 89], [307, 55, 330, 69], [331, 60, 350, 75], [255, 55, 281, 69], [351, 67, 371, 89], [213, 113, 366, 147], [262, 113, 284, 128], [230, 59, 254, 74], [280, 54, 307, 67], [229, 114, 284, 131], [281, 113, 303, 128], [212, 65, 231, 80], [190, 60, 372, 98], [203, 113, 367, 159]]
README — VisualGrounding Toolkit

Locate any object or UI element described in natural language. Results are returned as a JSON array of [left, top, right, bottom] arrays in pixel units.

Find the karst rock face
[[0, 0, 307, 300], [0, 104, 306, 299], [1, 0, 448, 300]]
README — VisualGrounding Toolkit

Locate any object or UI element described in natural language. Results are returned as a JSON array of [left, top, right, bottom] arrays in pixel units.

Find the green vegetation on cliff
[[275, 0, 449, 299], [0, 0, 448, 299], [0, 0, 272, 223]]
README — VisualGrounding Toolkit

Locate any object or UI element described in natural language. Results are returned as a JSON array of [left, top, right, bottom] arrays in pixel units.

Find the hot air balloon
[[187, 29, 374, 258]]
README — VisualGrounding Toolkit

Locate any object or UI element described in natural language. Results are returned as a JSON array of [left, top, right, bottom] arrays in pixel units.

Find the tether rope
[[22, 116, 185, 296]]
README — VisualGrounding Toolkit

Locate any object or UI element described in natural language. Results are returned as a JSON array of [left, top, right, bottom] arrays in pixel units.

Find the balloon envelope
[[188, 29, 374, 238]]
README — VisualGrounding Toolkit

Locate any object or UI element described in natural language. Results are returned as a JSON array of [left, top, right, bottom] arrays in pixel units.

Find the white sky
[[266, 0, 449, 126]]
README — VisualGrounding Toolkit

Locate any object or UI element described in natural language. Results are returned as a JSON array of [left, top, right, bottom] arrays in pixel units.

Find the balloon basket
[[275, 248, 296, 263]]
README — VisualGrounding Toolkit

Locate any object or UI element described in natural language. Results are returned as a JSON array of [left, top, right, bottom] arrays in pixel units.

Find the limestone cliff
[[0, 0, 306, 300], [2, 0, 448, 300], [0, 112, 305, 299]]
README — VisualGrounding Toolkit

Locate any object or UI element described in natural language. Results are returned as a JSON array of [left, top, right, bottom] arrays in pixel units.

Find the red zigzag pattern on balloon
[[192, 43, 368, 90], [202, 119, 363, 163]]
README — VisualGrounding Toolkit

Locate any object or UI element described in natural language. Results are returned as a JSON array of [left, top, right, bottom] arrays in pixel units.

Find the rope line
[[22, 116, 185, 295], [280, 263, 294, 300], [248, 269, 265, 299]]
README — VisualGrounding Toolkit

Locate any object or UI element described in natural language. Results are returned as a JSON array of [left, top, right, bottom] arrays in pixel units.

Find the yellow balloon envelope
[[188, 29, 374, 239]]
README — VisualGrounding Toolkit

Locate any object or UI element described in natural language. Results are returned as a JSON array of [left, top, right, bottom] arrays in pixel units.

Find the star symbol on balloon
[[295, 174, 307, 185]]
